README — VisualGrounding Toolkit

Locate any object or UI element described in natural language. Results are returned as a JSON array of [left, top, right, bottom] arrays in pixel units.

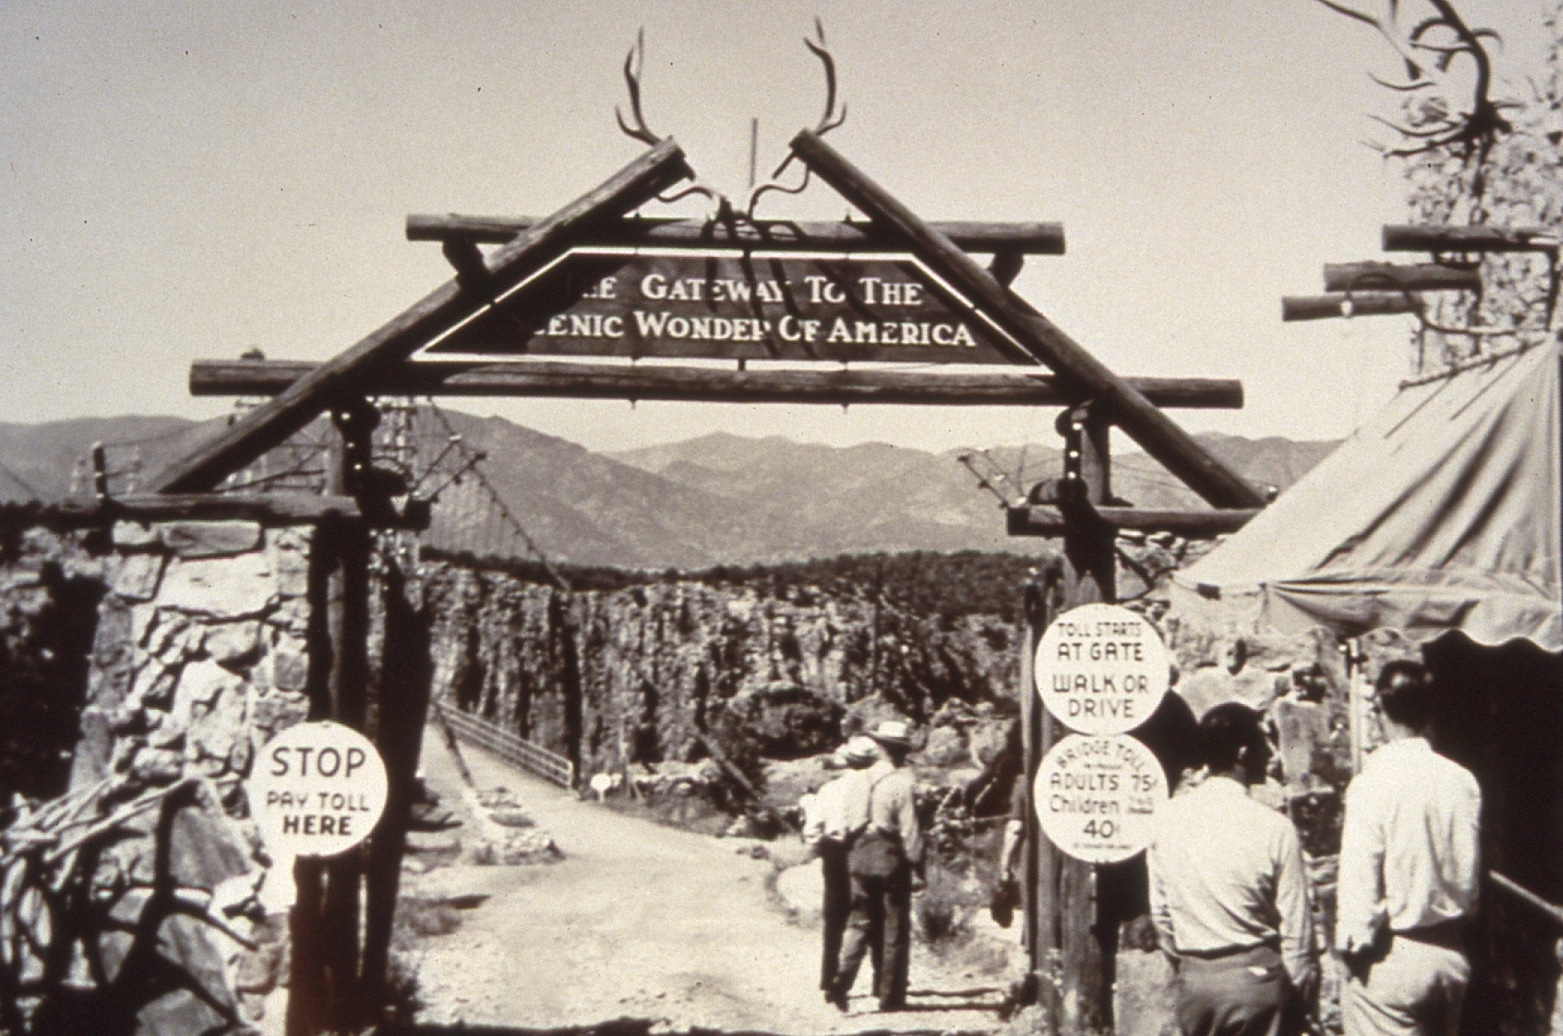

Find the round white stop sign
[[249, 721, 388, 858]]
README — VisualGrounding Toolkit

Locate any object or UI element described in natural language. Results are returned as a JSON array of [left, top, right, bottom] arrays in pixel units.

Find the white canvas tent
[[1171, 341, 1561, 651]]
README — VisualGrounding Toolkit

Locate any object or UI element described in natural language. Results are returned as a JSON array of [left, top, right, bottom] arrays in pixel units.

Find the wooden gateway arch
[[156, 130, 1266, 1034]]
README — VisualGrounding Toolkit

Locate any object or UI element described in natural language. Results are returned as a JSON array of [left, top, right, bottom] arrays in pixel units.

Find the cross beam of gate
[[408, 214, 1066, 254], [788, 130, 1266, 510], [189, 358, 1245, 409], [148, 140, 693, 494]]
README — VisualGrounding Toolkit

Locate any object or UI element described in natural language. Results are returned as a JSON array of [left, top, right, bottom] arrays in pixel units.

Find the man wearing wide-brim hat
[[802, 736, 880, 999], [827, 720, 925, 1013]]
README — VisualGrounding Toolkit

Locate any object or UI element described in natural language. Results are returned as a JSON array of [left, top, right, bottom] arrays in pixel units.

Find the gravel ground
[[402, 730, 1013, 1034]]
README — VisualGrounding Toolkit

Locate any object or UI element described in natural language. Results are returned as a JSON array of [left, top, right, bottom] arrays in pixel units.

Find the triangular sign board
[[416, 246, 1034, 365]]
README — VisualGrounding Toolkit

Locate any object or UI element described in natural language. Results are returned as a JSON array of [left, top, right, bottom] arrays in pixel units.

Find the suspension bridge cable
[[0, 459, 41, 500], [422, 403, 572, 593]]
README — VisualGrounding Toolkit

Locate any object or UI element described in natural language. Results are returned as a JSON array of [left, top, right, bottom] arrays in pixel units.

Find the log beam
[[148, 140, 692, 493], [1323, 262, 1480, 293], [406, 214, 1066, 255], [189, 359, 1245, 409], [1007, 504, 1259, 537], [1383, 224, 1560, 254], [0, 493, 423, 529], [1282, 292, 1421, 322], [788, 130, 1265, 509]]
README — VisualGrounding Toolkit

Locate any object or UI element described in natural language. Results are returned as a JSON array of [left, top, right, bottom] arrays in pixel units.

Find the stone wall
[[1, 519, 316, 1034], [71, 520, 314, 793]]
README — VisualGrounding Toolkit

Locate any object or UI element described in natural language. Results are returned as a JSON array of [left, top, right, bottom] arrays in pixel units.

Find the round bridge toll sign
[[1035, 603, 1170, 735], [249, 721, 388, 858], [1034, 734, 1168, 864]]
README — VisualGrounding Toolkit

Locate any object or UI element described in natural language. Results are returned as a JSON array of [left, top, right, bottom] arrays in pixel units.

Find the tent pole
[[1347, 639, 1366, 776]]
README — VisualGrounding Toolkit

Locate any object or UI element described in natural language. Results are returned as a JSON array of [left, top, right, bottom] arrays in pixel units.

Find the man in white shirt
[[801, 736, 878, 999], [828, 720, 925, 1013], [1338, 660, 1481, 1036], [1148, 702, 1317, 1036]]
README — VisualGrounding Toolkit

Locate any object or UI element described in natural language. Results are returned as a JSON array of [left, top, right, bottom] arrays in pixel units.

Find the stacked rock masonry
[[0, 521, 316, 1033]]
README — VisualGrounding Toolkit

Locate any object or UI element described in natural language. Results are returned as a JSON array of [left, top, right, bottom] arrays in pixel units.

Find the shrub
[[914, 863, 973, 945]]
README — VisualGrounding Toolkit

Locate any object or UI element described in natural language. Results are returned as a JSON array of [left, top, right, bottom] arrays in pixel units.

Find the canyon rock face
[[420, 560, 1025, 785]]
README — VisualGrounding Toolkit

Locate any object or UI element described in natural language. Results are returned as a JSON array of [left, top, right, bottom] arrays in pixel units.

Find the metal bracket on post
[[330, 399, 425, 530], [1057, 408, 1085, 502], [330, 399, 380, 498], [1051, 402, 1116, 540]]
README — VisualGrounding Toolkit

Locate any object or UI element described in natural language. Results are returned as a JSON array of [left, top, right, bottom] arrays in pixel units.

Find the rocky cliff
[[421, 556, 1029, 784]]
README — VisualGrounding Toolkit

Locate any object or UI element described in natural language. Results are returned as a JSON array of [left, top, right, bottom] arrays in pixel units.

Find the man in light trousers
[[1338, 660, 1481, 1036]]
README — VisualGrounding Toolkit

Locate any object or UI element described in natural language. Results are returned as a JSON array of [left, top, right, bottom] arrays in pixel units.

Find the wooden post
[[1021, 562, 1063, 1018], [1033, 405, 1117, 1035], [284, 853, 326, 1036], [323, 409, 373, 1032], [361, 558, 433, 1016], [1020, 576, 1042, 970], [287, 406, 376, 1036]]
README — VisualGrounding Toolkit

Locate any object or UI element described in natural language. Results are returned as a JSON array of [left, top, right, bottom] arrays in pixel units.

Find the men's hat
[[865, 720, 914, 749], [842, 736, 879, 764]]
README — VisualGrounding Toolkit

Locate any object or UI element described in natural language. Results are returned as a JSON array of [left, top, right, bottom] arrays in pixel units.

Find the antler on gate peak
[[746, 20, 849, 216], [805, 18, 847, 136], [615, 28, 660, 147], [611, 22, 849, 219], [613, 28, 725, 211]]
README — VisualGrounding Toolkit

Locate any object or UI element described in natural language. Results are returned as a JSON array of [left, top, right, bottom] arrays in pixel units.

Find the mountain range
[[0, 412, 1337, 569]]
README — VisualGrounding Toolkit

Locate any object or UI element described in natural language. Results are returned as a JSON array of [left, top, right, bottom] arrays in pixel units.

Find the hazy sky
[[0, 1, 1551, 454]]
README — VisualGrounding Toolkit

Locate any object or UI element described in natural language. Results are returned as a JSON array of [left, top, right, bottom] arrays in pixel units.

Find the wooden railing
[[438, 704, 576, 790]]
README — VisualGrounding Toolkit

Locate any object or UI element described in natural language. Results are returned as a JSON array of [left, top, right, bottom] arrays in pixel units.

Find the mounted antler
[[615, 29, 660, 147], [746, 20, 849, 216], [613, 29, 727, 212], [804, 18, 847, 136], [1314, 0, 1513, 158], [610, 23, 848, 218]]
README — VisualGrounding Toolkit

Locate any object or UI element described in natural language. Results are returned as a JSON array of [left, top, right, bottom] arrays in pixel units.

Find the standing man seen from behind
[[801, 736, 879, 1003], [827, 720, 924, 1013], [1338, 661, 1481, 1036], [1148, 703, 1317, 1036]]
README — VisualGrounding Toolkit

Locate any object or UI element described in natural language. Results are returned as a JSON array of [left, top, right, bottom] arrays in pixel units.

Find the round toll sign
[[249, 721, 388, 858], [1034, 734, 1167, 864], [1035, 602, 1170, 735]]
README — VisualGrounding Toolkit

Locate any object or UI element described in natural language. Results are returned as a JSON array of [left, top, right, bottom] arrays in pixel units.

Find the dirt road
[[405, 732, 1009, 1034]]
